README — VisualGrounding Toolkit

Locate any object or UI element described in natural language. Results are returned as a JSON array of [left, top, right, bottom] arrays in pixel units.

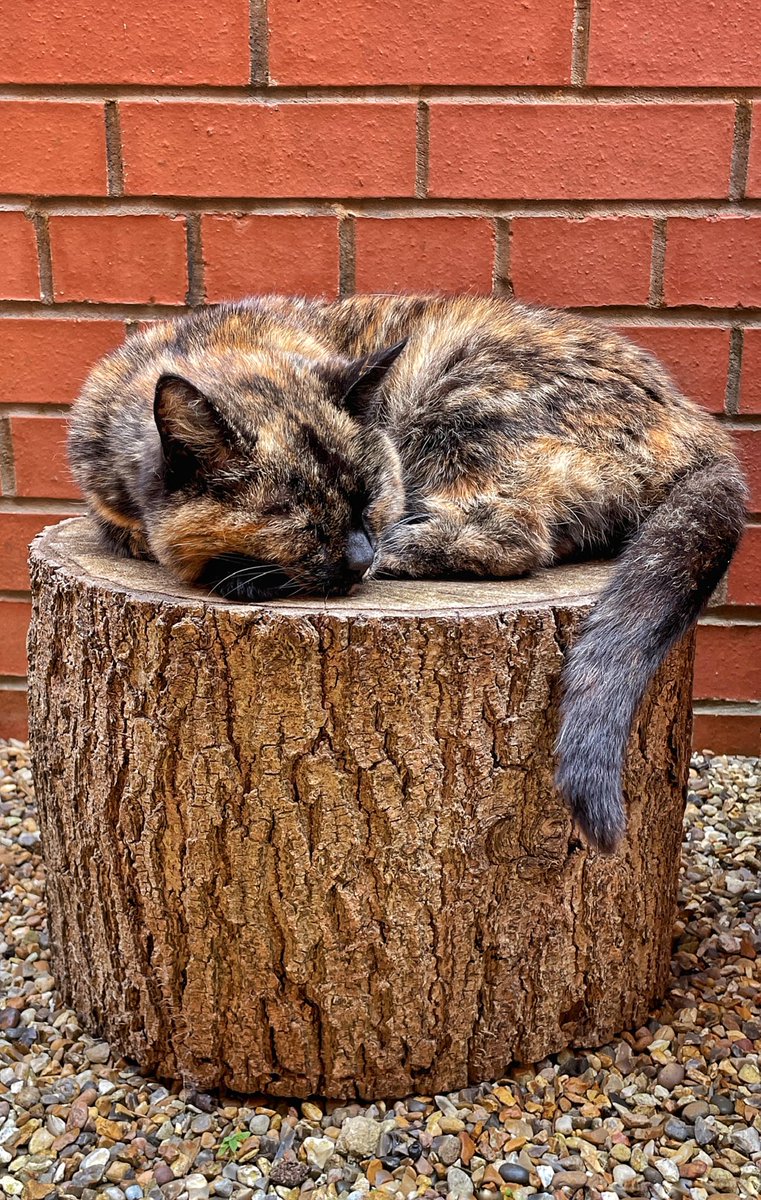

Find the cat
[[68, 294, 747, 852]]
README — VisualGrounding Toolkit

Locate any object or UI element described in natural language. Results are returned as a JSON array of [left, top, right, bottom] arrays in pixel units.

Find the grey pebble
[[732, 1125, 761, 1155], [433, 1134, 461, 1165], [85, 1041, 111, 1063], [446, 1166, 474, 1197], [248, 1114, 270, 1135], [695, 1115, 716, 1145], [664, 1117, 693, 1141]]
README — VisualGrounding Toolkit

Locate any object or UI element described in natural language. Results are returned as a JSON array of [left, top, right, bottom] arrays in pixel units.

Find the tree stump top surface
[[35, 517, 614, 616]]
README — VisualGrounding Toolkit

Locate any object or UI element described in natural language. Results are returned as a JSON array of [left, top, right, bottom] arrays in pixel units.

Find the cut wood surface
[[27, 518, 694, 1099]]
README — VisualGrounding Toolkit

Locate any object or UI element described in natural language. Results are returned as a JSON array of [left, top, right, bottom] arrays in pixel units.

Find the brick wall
[[0, 0, 759, 750]]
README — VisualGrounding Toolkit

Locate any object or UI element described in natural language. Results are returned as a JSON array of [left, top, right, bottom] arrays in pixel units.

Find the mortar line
[[492, 218, 512, 296], [725, 326, 744, 414], [104, 100, 124, 197], [249, 0, 269, 87], [338, 215, 356, 296], [30, 211, 54, 304], [648, 218, 667, 308], [5, 299, 761, 324], [729, 99, 753, 201], [0, 497, 85, 514], [0, 416, 17, 498], [185, 214, 205, 306], [2, 197, 761, 219], [0, 677, 28, 692], [2, 83, 761, 102], [415, 100, 430, 199], [571, 0, 592, 87]]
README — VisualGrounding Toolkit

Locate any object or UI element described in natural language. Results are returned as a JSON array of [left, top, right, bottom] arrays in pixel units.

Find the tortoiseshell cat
[[69, 295, 747, 851]]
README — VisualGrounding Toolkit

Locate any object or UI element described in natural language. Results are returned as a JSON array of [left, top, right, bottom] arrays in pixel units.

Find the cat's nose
[[344, 529, 375, 578]]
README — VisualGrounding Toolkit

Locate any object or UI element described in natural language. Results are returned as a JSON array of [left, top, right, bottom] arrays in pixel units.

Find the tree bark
[[27, 517, 694, 1100]]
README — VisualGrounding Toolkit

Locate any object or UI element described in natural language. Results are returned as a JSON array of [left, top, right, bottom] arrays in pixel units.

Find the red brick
[[739, 329, 761, 414], [269, 0, 573, 85], [0, 687, 28, 741], [428, 103, 734, 199], [694, 622, 761, 702], [728, 524, 761, 606], [588, 0, 761, 86], [10, 417, 80, 500], [511, 217, 652, 307], [692, 710, 760, 756], [0, 0, 249, 85], [121, 103, 416, 198], [50, 216, 188, 304], [0, 212, 40, 301], [0, 320, 124, 405], [0, 513, 75, 591], [354, 218, 494, 294], [0, 601, 30, 677], [203, 216, 339, 301], [0, 101, 107, 195], [734, 430, 761, 511], [664, 218, 761, 308], [615, 326, 730, 415]]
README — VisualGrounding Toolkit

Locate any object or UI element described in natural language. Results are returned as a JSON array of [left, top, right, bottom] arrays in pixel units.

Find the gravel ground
[[0, 741, 759, 1200]]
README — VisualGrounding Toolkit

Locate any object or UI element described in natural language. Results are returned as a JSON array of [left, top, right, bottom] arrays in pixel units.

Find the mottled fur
[[69, 295, 747, 850]]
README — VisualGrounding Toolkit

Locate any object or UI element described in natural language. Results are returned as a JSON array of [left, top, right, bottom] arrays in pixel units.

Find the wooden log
[[27, 517, 694, 1099]]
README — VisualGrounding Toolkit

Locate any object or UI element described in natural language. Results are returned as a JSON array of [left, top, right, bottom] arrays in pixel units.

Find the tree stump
[[27, 517, 694, 1099]]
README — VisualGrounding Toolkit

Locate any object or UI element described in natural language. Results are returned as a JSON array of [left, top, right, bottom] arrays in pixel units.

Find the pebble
[[236, 1166, 265, 1188], [731, 1126, 761, 1156], [498, 1162, 530, 1184], [683, 1101, 710, 1121], [664, 1117, 693, 1141], [654, 1157, 680, 1183], [613, 1164, 638, 1186], [0, 743, 758, 1200], [657, 1062, 685, 1090], [248, 1114, 270, 1135], [695, 1116, 717, 1145], [335, 1116, 383, 1158], [269, 1159, 309, 1187], [446, 1166, 474, 1196], [433, 1134, 461, 1165], [302, 1136, 336, 1170], [85, 1042, 111, 1063]]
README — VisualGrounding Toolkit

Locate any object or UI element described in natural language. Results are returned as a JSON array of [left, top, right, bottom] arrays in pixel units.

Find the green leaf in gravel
[[218, 1130, 251, 1158]]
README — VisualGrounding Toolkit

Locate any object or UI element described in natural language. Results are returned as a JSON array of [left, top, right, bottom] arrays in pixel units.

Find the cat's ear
[[154, 375, 240, 483], [340, 339, 407, 420]]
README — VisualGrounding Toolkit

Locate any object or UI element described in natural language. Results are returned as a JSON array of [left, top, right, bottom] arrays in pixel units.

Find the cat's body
[[69, 294, 747, 850]]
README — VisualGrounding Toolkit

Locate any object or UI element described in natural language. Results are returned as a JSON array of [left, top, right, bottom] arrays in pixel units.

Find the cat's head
[[145, 342, 407, 601]]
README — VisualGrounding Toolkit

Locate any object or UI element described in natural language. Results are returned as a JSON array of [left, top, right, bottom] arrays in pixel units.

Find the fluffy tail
[[555, 456, 747, 853]]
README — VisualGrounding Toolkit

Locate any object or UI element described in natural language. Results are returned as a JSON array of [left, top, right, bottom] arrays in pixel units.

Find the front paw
[[370, 520, 440, 580]]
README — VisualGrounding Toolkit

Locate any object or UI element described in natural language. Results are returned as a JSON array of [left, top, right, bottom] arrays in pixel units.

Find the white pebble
[[302, 1136, 335, 1171], [655, 1157, 680, 1183], [81, 1146, 111, 1171], [613, 1164, 638, 1186], [536, 1163, 555, 1188]]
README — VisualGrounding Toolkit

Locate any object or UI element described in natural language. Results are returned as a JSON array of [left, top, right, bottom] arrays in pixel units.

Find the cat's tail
[[555, 454, 747, 853]]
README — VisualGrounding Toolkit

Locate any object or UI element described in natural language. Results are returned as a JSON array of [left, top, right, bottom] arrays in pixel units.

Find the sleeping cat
[[69, 294, 747, 852]]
